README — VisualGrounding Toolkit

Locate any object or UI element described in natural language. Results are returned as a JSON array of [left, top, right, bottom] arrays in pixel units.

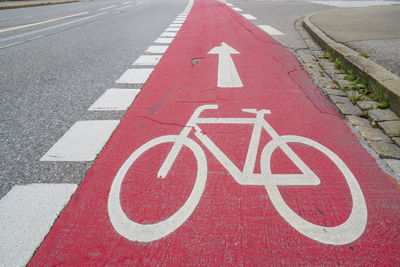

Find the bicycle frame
[[158, 105, 319, 186]]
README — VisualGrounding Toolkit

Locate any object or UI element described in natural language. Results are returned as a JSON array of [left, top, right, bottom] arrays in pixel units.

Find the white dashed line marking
[[155, 37, 174, 43], [99, 5, 116, 11], [258, 25, 284, 35], [116, 68, 154, 84], [226, 3, 234, 6], [116, 5, 130, 11], [133, 55, 162, 65], [242, 14, 257, 20], [0, 12, 89, 34], [89, 89, 140, 111], [146, 45, 168, 54], [232, 7, 242, 12], [40, 120, 120, 161], [170, 24, 183, 27], [165, 28, 180, 32], [161, 32, 177, 37], [0, 184, 77, 267]]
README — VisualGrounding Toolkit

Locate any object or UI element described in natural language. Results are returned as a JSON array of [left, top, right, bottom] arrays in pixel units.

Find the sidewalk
[[310, 5, 400, 77], [0, 0, 79, 9], [296, 4, 400, 177], [303, 4, 400, 115]]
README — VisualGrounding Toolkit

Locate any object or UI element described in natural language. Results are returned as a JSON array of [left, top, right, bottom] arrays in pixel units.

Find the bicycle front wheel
[[261, 135, 367, 245], [108, 135, 207, 242]]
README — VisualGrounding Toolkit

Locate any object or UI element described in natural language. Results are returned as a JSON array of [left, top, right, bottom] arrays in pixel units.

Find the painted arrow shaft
[[217, 53, 243, 87]]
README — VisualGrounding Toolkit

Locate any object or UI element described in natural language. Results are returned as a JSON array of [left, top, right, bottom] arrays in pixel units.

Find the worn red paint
[[30, 0, 400, 265]]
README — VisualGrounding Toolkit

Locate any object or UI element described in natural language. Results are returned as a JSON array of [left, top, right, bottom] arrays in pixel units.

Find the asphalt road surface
[[0, 0, 188, 198], [1, 0, 400, 265]]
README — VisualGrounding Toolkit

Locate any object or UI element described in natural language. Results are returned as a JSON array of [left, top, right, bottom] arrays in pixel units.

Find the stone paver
[[347, 115, 371, 128], [378, 121, 400, 137], [355, 126, 391, 142], [337, 102, 362, 116], [329, 95, 349, 104], [326, 88, 346, 96], [357, 101, 379, 110], [368, 141, 400, 159], [369, 109, 399, 122], [336, 79, 352, 90]]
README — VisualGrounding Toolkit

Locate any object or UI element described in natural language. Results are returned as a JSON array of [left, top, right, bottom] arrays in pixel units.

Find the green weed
[[359, 52, 370, 58]]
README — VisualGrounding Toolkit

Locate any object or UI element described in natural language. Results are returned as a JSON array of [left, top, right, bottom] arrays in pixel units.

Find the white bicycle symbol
[[108, 105, 367, 245]]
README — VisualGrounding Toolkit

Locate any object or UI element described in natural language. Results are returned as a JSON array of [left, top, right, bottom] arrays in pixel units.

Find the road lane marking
[[133, 55, 162, 66], [226, 3, 234, 6], [0, 34, 45, 49], [232, 7, 242, 12], [146, 45, 168, 54], [155, 37, 174, 44], [170, 24, 183, 27], [242, 14, 257, 20], [0, 184, 77, 267], [161, 32, 177, 37], [116, 5, 131, 11], [165, 27, 180, 32], [89, 89, 140, 111], [99, 5, 116, 11], [0, 12, 107, 44], [0, 12, 88, 34], [40, 120, 119, 161], [258, 25, 284, 35], [116, 68, 154, 84], [208, 42, 243, 88], [123, 0, 132, 4]]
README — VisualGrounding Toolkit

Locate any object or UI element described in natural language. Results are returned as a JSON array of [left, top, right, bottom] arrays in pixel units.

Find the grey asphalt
[[310, 5, 400, 77], [0, 0, 187, 198]]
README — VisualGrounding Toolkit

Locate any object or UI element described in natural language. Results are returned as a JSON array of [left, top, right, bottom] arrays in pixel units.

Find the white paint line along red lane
[[146, 45, 168, 54], [133, 55, 162, 66], [116, 68, 154, 84], [40, 120, 119, 161], [0, 184, 77, 267], [258, 25, 284, 35], [30, 0, 400, 265], [88, 89, 140, 111]]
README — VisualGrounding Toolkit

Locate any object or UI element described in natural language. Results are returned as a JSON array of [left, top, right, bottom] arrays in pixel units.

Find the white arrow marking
[[208, 42, 243, 88]]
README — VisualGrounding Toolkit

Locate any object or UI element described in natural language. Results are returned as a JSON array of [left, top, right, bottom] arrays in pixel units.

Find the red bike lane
[[30, 0, 400, 265]]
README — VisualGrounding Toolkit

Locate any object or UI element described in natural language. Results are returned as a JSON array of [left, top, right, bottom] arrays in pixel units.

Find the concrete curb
[[0, 0, 80, 10], [303, 14, 400, 116]]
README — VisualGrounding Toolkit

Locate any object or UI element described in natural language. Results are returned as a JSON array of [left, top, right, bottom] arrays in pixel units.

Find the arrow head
[[208, 42, 240, 55]]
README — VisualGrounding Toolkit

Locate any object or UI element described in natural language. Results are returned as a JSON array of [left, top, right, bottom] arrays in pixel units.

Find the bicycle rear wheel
[[108, 135, 207, 242], [261, 135, 367, 245]]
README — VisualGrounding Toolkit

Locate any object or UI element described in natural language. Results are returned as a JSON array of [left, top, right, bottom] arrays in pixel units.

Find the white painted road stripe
[[232, 7, 242, 11], [161, 32, 177, 37], [146, 45, 168, 54], [165, 28, 180, 32], [99, 5, 116, 11], [242, 14, 257, 20], [0, 12, 107, 44], [258, 25, 284, 35], [0, 12, 89, 34], [0, 184, 77, 267], [170, 23, 182, 27], [133, 55, 162, 66], [155, 37, 174, 44], [226, 3, 234, 6], [89, 89, 140, 111], [116, 5, 130, 11], [116, 68, 154, 84], [123, 0, 132, 4], [40, 120, 119, 161]]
